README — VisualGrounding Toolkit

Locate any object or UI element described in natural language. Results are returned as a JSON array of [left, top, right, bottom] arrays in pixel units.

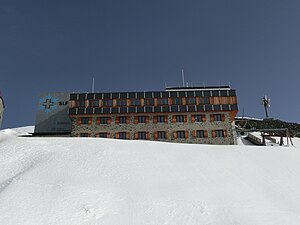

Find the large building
[[0, 96, 4, 129], [35, 86, 238, 145]]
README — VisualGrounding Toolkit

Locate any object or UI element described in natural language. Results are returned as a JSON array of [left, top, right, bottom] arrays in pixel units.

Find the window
[[187, 97, 196, 105], [97, 117, 110, 124], [76, 100, 85, 108], [196, 130, 205, 138], [81, 117, 89, 125], [157, 115, 166, 123], [199, 97, 210, 104], [157, 131, 166, 139], [119, 132, 127, 139], [102, 99, 113, 107], [131, 99, 141, 106], [213, 114, 222, 121], [98, 132, 108, 138], [194, 114, 205, 122], [172, 98, 182, 105], [144, 99, 154, 106], [176, 115, 184, 122], [215, 130, 224, 137], [119, 116, 127, 124], [138, 116, 146, 123], [89, 100, 99, 107], [177, 131, 186, 139], [157, 98, 168, 105], [117, 99, 127, 106], [138, 132, 147, 140], [80, 133, 89, 137]]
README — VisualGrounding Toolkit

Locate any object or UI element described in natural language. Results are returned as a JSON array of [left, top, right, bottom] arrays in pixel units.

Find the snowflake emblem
[[39, 94, 59, 113]]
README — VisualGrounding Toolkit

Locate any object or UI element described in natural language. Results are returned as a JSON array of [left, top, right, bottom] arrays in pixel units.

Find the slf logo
[[39, 94, 59, 113]]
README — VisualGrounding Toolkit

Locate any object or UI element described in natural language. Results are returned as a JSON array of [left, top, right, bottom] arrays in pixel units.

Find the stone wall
[[71, 112, 235, 145]]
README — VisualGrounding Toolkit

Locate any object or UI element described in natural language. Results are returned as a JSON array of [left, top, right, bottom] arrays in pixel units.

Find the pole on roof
[[92, 77, 95, 93], [181, 69, 185, 87]]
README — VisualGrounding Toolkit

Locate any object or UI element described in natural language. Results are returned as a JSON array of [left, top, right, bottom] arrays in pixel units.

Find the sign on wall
[[34, 93, 71, 134]]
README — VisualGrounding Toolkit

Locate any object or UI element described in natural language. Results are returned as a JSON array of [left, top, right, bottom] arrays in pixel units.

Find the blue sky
[[1, 0, 300, 128]]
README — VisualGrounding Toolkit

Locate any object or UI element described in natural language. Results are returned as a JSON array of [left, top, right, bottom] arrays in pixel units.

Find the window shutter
[[204, 130, 208, 138], [184, 115, 188, 123], [126, 132, 130, 139], [173, 131, 177, 139], [88, 117, 92, 125], [146, 132, 150, 140], [146, 116, 150, 124], [126, 116, 130, 124], [221, 114, 225, 122], [212, 130, 216, 138], [115, 116, 119, 125], [191, 115, 195, 123], [77, 118, 82, 125], [210, 115, 214, 122], [96, 117, 100, 125], [202, 115, 206, 122], [134, 116, 138, 124], [154, 131, 158, 140], [107, 117, 111, 125], [192, 130, 196, 138], [172, 115, 176, 123], [164, 116, 168, 123], [153, 116, 158, 124], [115, 133, 119, 139], [224, 130, 227, 137], [185, 131, 189, 139], [134, 132, 138, 140], [166, 132, 170, 139], [85, 100, 89, 108]]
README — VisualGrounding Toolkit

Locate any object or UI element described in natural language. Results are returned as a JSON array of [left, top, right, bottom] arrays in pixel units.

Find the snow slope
[[1, 127, 300, 225]]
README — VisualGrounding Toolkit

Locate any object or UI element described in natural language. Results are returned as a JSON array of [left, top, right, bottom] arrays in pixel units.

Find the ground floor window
[[80, 133, 90, 137], [157, 131, 166, 139], [177, 130, 186, 139], [119, 132, 127, 139], [138, 131, 147, 140], [215, 130, 225, 137], [196, 130, 205, 138], [98, 132, 108, 138]]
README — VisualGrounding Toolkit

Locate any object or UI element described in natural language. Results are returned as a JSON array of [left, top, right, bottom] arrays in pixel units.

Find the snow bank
[[1, 128, 300, 225]]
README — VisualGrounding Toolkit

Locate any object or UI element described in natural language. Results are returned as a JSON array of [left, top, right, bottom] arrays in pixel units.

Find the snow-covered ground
[[1, 126, 300, 225]]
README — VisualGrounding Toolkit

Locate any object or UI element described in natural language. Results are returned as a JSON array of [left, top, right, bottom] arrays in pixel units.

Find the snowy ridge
[[1, 127, 300, 225]]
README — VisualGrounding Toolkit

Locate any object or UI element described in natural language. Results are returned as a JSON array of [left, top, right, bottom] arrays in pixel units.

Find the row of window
[[77, 114, 226, 125], [79, 130, 227, 139], [70, 96, 237, 108]]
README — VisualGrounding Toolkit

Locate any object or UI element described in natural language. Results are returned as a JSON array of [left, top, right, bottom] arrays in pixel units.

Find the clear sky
[[1, 0, 300, 128]]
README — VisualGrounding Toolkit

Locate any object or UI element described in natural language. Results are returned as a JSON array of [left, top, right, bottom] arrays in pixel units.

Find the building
[[34, 86, 238, 144], [0, 96, 4, 129]]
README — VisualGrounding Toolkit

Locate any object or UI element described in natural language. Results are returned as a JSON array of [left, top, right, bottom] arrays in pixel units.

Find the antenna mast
[[181, 69, 185, 87], [92, 77, 95, 93]]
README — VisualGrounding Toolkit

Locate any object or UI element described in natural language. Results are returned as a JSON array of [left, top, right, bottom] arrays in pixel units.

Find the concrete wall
[[71, 112, 235, 145], [34, 93, 71, 134]]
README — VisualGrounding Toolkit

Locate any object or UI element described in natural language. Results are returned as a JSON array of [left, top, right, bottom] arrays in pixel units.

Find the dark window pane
[[112, 93, 119, 98], [120, 107, 127, 113], [87, 93, 94, 100], [171, 106, 178, 112], [120, 93, 127, 98], [145, 92, 152, 98], [70, 94, 78, 100], [177, 131, 185, 138], [138, 132, 147, 140]]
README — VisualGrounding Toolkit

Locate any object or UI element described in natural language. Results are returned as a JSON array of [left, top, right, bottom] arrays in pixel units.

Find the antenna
[[181, 69, 185, 87], [92, 77, 95, 93]]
